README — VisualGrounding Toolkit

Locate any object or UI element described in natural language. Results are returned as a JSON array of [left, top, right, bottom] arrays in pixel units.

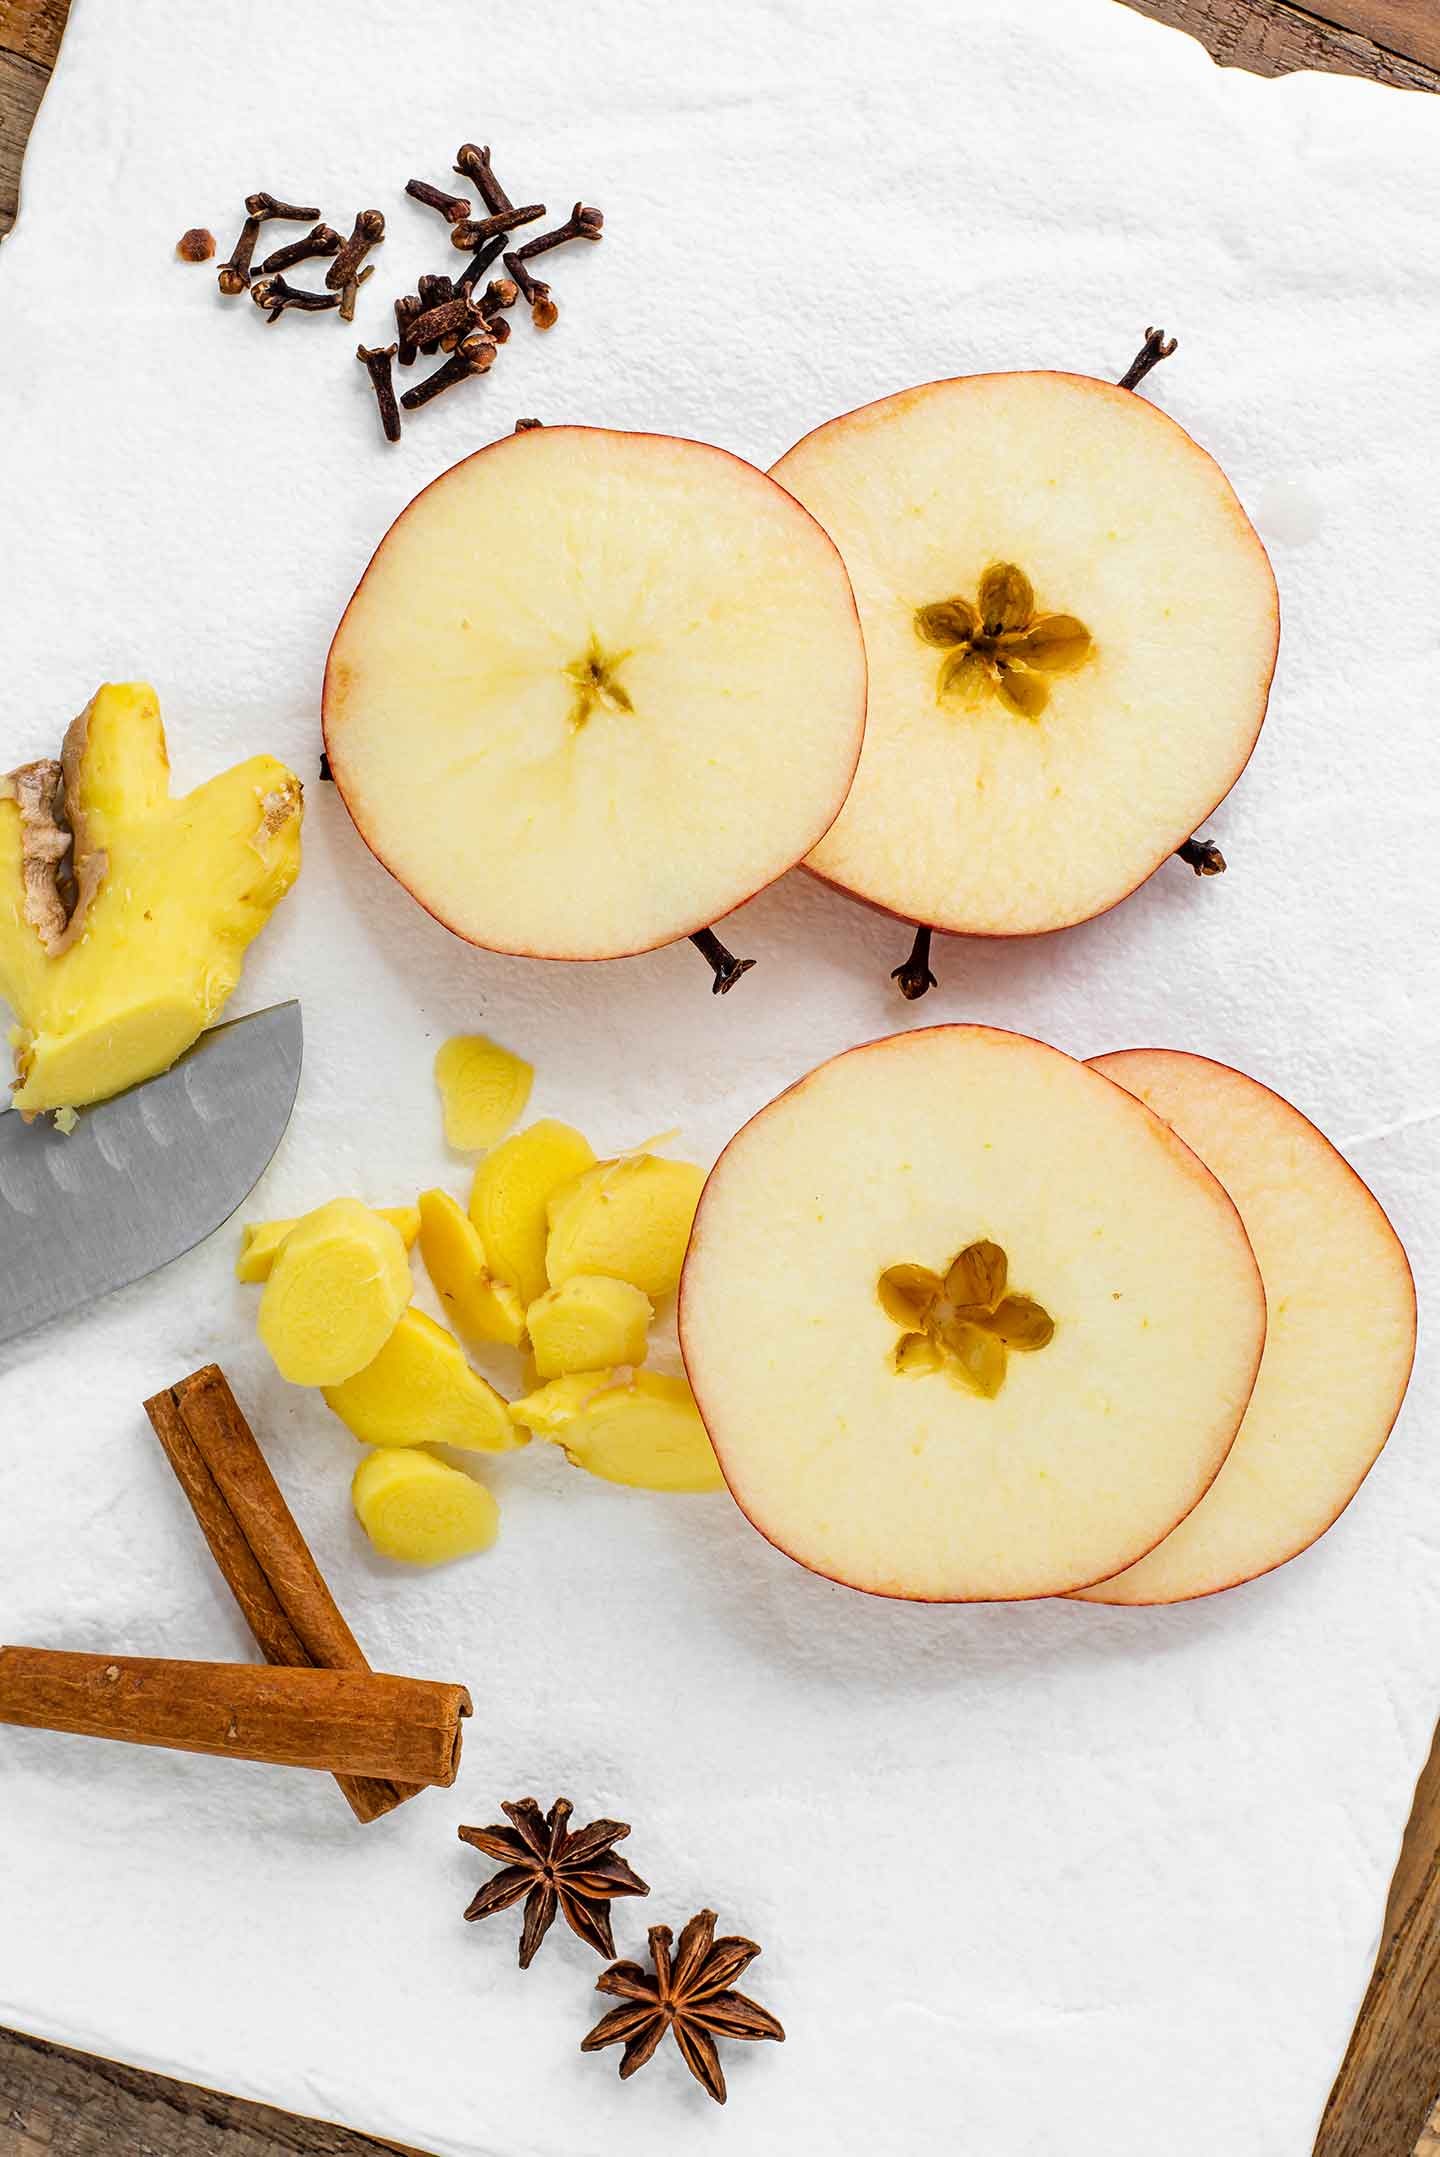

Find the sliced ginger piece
[[434, 1033, 533, 1151], [513, 1370, 722, 1492], [527, 1273, 653, 1378], [257, 1198, 411, 1386], [0, 682, 302, 1115], [352, 1446, 499, 1566], [323, 1307, 523, 1452], [418, 1187, 526, 1345], [545, 1154, 705, 1301], [468, 1119, 596, 1306], [237, 1204, 419, 1284]]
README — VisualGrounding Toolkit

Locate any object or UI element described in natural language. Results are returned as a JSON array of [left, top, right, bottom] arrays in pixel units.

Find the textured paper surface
[[1, 4, 1438, 2152]]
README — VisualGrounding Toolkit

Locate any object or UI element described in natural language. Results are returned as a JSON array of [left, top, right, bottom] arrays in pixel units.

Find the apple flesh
[[769, 372, 1279, 939], [679, 1025, 1267, 1602], [1073, 1050, 1416, 1604], [323, 425, 867, 963]]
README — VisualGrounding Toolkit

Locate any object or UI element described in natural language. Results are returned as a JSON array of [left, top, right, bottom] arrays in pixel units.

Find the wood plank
[[0, 46, 48, 232], [0, 2022, 426, 2157], [0, 0, 70, 71], [1118, 0, 1440, 87]]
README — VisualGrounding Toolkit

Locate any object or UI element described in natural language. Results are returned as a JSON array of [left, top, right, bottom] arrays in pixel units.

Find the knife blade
[[0, 1000, 302, 1347]]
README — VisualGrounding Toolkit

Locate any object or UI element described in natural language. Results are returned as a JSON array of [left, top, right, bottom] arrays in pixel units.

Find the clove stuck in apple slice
[[322, 426, 868, 988], [769, 332, 1280, 995]]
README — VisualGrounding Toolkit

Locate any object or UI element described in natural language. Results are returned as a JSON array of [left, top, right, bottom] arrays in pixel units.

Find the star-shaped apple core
[[914, 562, 1092, 720], [877, 1239, 1055, 1398], [565, 639, 634, 731]]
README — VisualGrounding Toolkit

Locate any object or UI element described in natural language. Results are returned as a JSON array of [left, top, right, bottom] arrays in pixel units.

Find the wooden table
[[2, 1, 1438, 2150]]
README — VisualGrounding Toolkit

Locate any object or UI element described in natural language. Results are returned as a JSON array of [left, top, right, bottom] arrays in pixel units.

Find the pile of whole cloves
[[182, 147, 603, 448]]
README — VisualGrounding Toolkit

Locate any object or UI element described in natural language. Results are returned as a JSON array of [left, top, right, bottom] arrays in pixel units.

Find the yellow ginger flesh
[[510, 1369, 723, 1492], [434, 1033, 533, 1150], [237, 1204, 419, 1283], [323, 1307, 522, 1452], [527, 1273, 652, 1377], [353, 1446, 499, 1565], [545, 1154, 705, 1300], [417, 1187, 527, 1345], [468, 1119, 596, 1306], [0, 683, 302, 1114], [257, 1198, 411, 1386]]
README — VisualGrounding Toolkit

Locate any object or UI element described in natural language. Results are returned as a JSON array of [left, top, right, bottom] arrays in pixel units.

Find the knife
[[0, 1001, 302, 1347]]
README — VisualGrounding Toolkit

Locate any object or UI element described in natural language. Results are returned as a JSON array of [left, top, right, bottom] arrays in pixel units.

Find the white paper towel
[[1, 4, 1438, 2152]]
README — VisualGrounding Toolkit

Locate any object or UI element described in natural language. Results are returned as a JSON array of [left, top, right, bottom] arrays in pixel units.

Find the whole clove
[[416, 273, 455, 354], [455, 231, 511, 297], [357, 343, 402, 444], [399, 332, 497, 411], [454, 143, 513, 216], [217, 215, 262, 294], [1118, 326, 1177, 393], [326, 209, 386, 293], [504, 253, 558, 330], [256, 222, 342, 276], [250, 275, 343, 323], [690, 929, 756, 995], [1176, 835, 1227, 876], [514, 417, 544, 432], [176, 227, 215, 262], [394, 294, 423, 367], [338, 265, 374, 323], [245, 192, 323, 224], [405, 177, 473, 225], [509, 202, 604, 261], [409, 294, 484, 350], [449, 203, 546, 251], [891, 925, 939, 1001]]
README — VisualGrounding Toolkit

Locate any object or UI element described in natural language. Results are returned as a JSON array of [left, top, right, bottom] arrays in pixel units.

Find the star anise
[[581, 1908, 785, 2105], [915, 560, 1092, 719], [459, 1797, 648, 1967]]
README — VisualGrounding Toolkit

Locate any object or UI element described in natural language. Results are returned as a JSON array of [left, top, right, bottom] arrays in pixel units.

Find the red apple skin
[[773, 372, 1281, 941], [678, 1023, 1267, 1604], [322, 425, 869, 963], [1074, 1048, 1418, 1604]]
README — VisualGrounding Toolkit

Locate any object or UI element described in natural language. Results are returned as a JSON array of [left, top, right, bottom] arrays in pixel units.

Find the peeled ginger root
[[323, 1307, 523, 1452], [0, 683, 302, 1115], [545, 1154, 705, 1301], [353, 1446, 499, 1565], [468, 1119, 596, 1306], [511, 1370, 723, 1492], [237, 1204, 419, 1283], [258, 1198, 411, 1386], [527, 1274, 652, 1378], [418, 1188, 526, 1346], [434, 1033, 533, 1151]]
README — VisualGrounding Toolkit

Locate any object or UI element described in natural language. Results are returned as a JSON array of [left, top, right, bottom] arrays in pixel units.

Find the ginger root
[[527, 1274, 652, 1378], [468, 1119, 596, 1306], [323, 1307, 522, 1452], [417, 1188, 527, 1346], [545, 1154, 705, 1301], [511, 1370, 723, 1492], [0, 683, 302, 1115], [258, 1198, 411, 1386], [237, 1204, 420, 1283], [352, 1446, 499, 1565], [434, 1033, 533, 1151]]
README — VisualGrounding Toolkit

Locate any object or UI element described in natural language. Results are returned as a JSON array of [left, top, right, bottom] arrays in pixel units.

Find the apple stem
[[892, 925, 939, 1000], [690, 929, 756, 994], [1176, 835, 1227, 876], [1118, 327, 1178, 393]]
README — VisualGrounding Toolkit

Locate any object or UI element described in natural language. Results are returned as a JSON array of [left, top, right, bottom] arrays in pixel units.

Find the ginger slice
[[545, 1154, 705, 1301], [527, 1274, 653, 1379], [237, 1204, 420, 1284], [468, 1119, 596, 1307], [352, 1446, 499, 1566], [417, 1188, 527, 1346], [257, 1198, 411, 1386], [323, 1308, 522, 1452], [0, 683, 302, 1115], [513, 1370, 723, 1492], [434, 1033, 533, 1151]]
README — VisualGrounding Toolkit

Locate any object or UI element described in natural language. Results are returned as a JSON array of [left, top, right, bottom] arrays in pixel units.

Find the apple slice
[[770, 371, 1278, 945], [323, 426, 866, 967], [1074, 1050, 1415, 1604], [678, 1026, 1267, 1602]]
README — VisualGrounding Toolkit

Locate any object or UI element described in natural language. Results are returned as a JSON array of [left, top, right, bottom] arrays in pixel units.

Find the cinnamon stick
[[0, 1650, 471, 1785], [144, 1365, 423, 1823]]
